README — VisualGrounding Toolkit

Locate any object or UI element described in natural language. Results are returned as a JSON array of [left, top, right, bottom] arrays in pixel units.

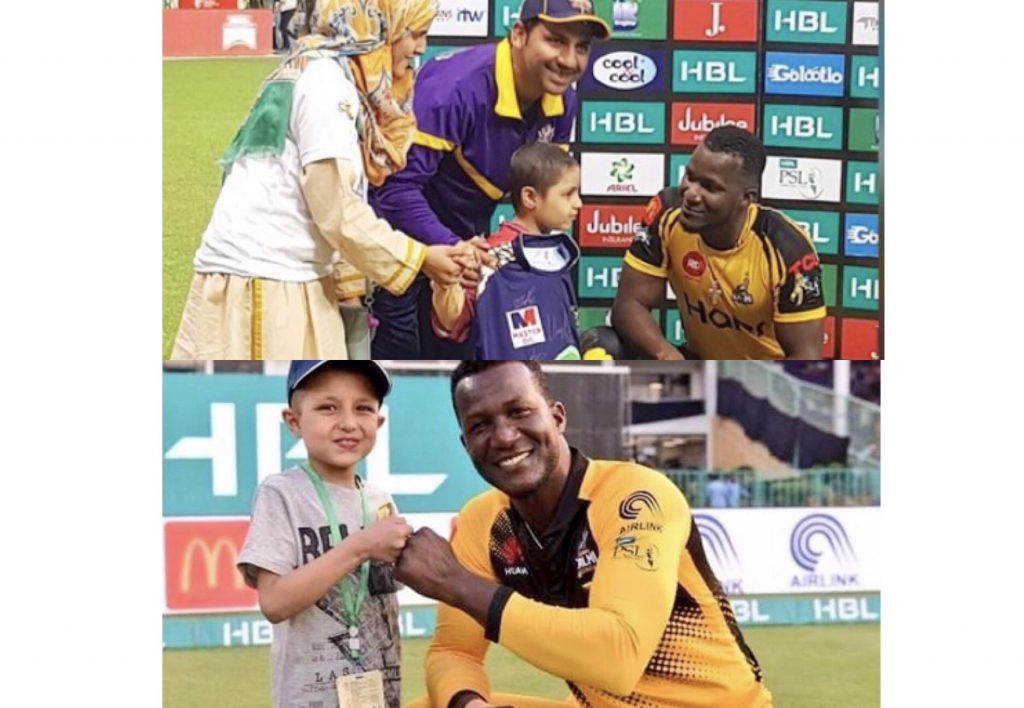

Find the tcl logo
[[674, 0, 759, 42], [787, 253, 820, 275], [683, 251, 706, 277]]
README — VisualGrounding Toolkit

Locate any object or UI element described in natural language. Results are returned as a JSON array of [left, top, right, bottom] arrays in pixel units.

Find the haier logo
[[592, 51, 660, 90], [674, 0, 758, 42], [694, 514, 743, 595], [582, 101, 665, 144], [671, 102, 755, 146], [579, 205, 648, 248], [844, 214, 880, 258], [581, 152, 664, 196], [506, 305, 546, 349], [672, 50, 756, 93], [852, 2, 879, 46], [764, 52, 845, 97], [762, 156, 842, 202], [430, 0, 489, 37], [767, 0, 847, 44], [764, 105, 843, 150], [789, 513, 859, 589]]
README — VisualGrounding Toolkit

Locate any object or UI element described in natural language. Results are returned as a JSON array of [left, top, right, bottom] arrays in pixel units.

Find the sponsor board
[[672, 50, 757, 93], [581, 153, 665, 196], [764, 51, 845, 97], [673, 0, 759, 42], [848, 108, 880, 152], [596, 0, 669, 40], [780, 208, 839, 256], [579, 204, 649, 248], [665, 309, 686, 345], [580, 48, 666, 94], [582, 101, 666, 144], [761, 156, 842, 202], [844, 213, 880, 258], [850, 55, 880, 99], [763, 104, 844, 151], [820, 263, 837, 307], [671, 102, 756, 146], [165, 519, 256, 612], [840, 318, 880, 360], [821, 315, 835, 358], [842, 265, 879, 311], [578, 256, 625, 298], [429, 0, 489, 37], [846, 161, 879, 205], [668, 154, 692, 186], [852, 2, 879, 46], [766, 0, 847, 44]]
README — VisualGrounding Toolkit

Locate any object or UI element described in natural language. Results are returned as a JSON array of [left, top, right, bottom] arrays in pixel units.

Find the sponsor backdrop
[[164, 372, 880, 648], [429, 0, 882, 359]]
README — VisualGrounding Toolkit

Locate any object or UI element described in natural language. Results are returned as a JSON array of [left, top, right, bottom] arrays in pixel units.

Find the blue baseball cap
[[286, 361, 392, 404], [517, 0, 612, 39]]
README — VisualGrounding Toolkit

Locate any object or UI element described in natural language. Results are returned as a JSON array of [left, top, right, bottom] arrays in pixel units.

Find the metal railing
[[663, 467, 880, 508]]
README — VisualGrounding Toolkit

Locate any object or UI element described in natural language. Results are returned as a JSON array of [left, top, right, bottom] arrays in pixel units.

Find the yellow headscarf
[[288, 0, 437, 186]]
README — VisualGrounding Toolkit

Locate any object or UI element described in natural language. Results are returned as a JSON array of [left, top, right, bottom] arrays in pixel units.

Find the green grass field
[[164, 624, 879, 707], [163, 58, 280, 357]]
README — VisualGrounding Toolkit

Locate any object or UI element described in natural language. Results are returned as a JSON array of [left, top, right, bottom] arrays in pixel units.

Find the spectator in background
[[705, 473, 730, 508], [724, 473, 748, 508], [276, 0, 299, 52]]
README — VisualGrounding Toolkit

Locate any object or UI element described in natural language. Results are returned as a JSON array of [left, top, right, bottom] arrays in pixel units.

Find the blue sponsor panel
[[844, 213, 880, 258], [764, 51, 845, 97]]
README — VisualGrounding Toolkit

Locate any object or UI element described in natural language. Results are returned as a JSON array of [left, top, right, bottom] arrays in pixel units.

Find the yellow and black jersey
[[426, 449, 772, 708], [624, 187, 826, 359]]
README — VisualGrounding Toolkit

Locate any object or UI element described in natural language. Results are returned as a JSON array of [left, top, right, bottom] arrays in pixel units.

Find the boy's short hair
[[508, 142, 579, 212]]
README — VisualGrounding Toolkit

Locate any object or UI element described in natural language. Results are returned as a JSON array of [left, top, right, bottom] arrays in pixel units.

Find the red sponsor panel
[[840, 318, 880, 360], [821, 315, 835, 359], [579, 205, 648, 249], [163, 9, 273, 57], [671, 102, 756, 146], [165, 519, 258, 612], [673, 0, 760, 42]]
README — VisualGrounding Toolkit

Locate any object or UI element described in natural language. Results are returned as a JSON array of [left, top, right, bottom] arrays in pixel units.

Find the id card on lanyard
[[301, 463, 372, 660]]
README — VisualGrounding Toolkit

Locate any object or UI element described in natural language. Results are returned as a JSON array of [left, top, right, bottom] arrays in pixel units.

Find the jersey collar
[[494, 38, 566, 120]]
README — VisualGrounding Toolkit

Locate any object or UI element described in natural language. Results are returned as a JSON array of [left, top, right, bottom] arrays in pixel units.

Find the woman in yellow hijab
[[171, 0, 477, 360]]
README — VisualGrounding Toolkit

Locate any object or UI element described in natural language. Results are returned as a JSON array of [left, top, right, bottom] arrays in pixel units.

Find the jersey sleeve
[[623, 187, 681, 279], [237, 482, 297, 589], [425, 498, 498, 707], [494, 468, 690, 696], [771, 216, 828, 323]]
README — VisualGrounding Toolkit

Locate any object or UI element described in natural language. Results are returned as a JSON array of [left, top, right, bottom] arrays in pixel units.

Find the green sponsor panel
[[780, 209, 840, 256], [163, 607, 439, 649], [850, 55, 880, 99], [842, 265, 880, 311], [672, 50, 757, 94], [582, 101, 666, 144], [163, 374, 491, 517], [763, 105, 843, 151], [489, 203, 515, 234], [578, 256, 624, 298], [417, 45, 461, 69], [595, 0, 668, 40], [821, 263, 838, 308], [493, 0, 522, 35], [577, 306, 612, 332], [668, 154, 691, 186], [664, 309, 686, 346], [766, 0, 848, 44], [848, 108, 879, 152], [846, 161, 879, 205]]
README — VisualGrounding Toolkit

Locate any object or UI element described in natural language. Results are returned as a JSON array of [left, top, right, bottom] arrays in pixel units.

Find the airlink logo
[[671, 102, 755, 146], [694, 514, 743, 594], [165, 520, 257, 611], [789, 513, 859, 588], [579, 205, 647, 248]]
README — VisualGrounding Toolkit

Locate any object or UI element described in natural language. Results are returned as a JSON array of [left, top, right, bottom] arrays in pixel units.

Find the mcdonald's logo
[[165, 520, 258, 612]]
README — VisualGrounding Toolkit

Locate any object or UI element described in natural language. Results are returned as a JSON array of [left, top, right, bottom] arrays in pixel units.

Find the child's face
[[282, 369, 385, 478], [533, 165, 583, 232]]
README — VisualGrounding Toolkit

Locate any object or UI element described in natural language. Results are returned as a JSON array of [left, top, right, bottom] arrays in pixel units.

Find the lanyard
[[301, 463, 371, 660]]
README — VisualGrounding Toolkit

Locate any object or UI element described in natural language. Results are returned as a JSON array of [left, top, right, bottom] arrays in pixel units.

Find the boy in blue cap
[[237, 360, 412, 707]]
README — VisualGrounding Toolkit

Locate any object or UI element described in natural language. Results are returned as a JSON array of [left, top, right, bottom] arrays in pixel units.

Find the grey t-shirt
[[238, 467, 402, 708]]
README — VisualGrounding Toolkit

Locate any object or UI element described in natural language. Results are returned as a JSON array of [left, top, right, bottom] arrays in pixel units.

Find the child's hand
[[465, 236, 497, 269], [356, 515, 413, 563]]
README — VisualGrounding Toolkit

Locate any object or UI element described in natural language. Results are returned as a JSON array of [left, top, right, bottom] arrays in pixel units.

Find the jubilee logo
[[763, 105, 843, 150], [672, 50, 756, 94], [579, 205, 648, 248], [583, 50, 664, 93], [764, 52, 845, 97], [673, 0, 759, 42], [671, 102, 755, 146], [766, 0, 847, 45], [582, 101, 666, 144]]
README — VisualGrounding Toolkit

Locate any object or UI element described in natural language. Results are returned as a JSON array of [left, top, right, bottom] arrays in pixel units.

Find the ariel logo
[[610, 158, 634, 183]]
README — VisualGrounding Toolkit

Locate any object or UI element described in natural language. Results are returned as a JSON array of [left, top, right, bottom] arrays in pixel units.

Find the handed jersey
[[624, 188, 826, 359], [426, 450, 772, 708]]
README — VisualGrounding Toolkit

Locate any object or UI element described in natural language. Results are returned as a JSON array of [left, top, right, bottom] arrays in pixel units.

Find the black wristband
[[484, 585, 515, 642]]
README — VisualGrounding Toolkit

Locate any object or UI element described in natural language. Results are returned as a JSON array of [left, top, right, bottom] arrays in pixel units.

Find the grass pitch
[[163, 623, 879, 707], [163, 58, 280, 357]]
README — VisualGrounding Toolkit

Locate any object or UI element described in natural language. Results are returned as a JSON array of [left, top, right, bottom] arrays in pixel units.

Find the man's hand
[[394, 528, 466, 602]]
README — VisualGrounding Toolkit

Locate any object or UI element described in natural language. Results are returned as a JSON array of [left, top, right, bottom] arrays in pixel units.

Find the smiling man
[[611, 126, 826, 360], [369, 0, 610, 360], [396, 361, 773, 708]]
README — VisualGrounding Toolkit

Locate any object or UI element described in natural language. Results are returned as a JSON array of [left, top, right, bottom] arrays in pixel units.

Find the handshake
[[421, 237, 496, 290], [355, 515, 462, 603]]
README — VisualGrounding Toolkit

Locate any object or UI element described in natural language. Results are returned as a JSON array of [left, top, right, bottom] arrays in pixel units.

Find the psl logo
[[789, 513, 859, 589], [694, 513, 743, 593]]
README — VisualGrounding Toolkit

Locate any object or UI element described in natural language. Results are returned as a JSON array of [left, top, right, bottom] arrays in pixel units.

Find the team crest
[[732, 274, 754, 305], [537, 124, 556, 143]]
